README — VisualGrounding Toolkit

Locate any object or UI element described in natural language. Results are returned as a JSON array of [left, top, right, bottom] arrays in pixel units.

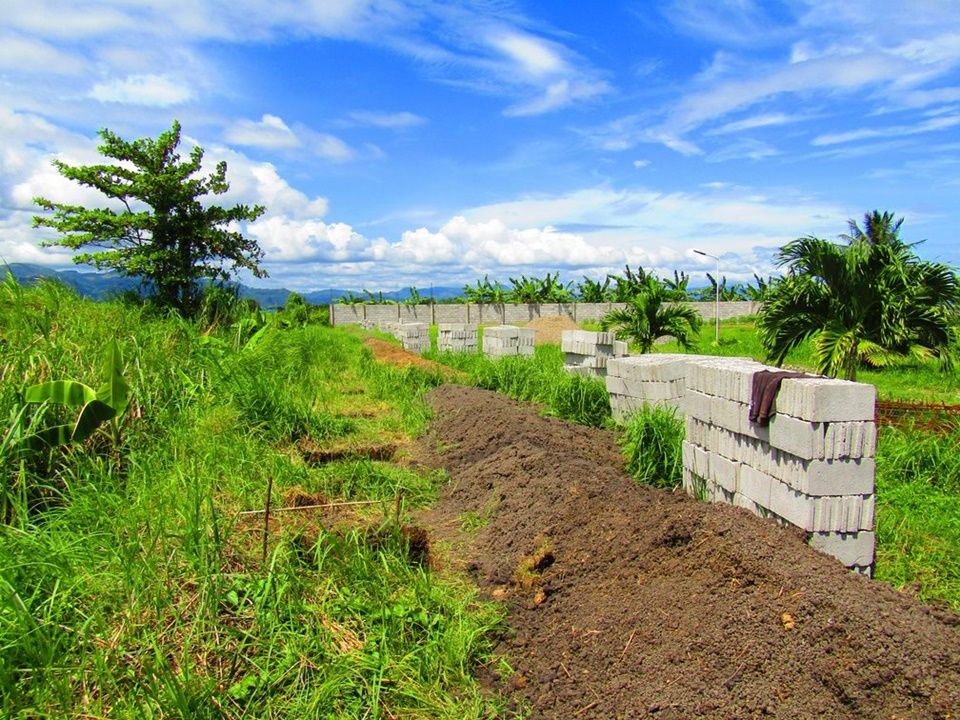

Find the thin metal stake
[[262, 474, 274, 564]]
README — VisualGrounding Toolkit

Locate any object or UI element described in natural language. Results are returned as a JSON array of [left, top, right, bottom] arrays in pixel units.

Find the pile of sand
[[525, 315, 580, 345]]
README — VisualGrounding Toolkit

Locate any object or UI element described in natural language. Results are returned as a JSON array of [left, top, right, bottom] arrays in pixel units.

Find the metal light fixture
[[693, 249, 720, 343]]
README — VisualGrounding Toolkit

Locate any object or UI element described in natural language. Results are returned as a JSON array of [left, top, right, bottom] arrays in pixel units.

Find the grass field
[[0, 277, 514, 718], [3, 282, 960, 717]]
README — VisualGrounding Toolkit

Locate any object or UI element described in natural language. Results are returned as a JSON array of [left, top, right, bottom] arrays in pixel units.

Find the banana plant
[[24, 340, 131, 447]]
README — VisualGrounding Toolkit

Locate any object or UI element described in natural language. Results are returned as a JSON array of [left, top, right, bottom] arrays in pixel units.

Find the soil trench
[[419, 384, 960, 719]]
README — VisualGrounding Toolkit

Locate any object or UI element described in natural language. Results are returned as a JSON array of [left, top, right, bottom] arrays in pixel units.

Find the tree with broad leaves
[[33, 121, 266, 315], [758, 212, 959, 381], [601, 275, 703, 353]]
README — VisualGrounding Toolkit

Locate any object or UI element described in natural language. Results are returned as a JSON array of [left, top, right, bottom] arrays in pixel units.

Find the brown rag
[[749, 370, 808, 426]]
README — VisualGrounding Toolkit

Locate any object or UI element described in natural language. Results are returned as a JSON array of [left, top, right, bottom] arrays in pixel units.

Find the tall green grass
[[873, 421, 960, 610], [0, 277, 513, 718], [430, 345, 612, 428], [619, 405, 684, 489]]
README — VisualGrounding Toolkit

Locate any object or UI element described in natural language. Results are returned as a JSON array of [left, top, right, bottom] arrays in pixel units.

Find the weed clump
[[619, 404, 685, 489]]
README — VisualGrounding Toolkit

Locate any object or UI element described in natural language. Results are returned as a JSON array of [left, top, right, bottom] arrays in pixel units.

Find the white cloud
[[709, 112, 803, 134], [89, 74, 193, 106], [504, 78, 609, 117], [248, 217, 371, 262], [224, 114, 356, 161], [706, 139, 779, 162], [812, 114, 960, 145], [490, 33, 566, 77], [347, 110, 426, 128], [0, 33, 85, 74], [225, 114, 301, 149], [597, 2, 960, 157], [313, 134, 355, 162], [202, 144, 330, 218], [633, 159, 650, 168]]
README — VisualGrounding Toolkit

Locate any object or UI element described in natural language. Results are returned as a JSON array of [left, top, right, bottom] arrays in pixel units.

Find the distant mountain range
[[1, 262, 465, 308]]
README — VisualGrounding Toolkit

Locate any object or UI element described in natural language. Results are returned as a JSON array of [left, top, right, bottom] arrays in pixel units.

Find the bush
[[620, 404, 684, 489]]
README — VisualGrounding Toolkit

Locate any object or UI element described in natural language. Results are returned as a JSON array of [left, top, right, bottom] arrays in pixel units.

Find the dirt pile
[[362, 337, 464, 381], [526, 315, 581, 345], [420, 385, 960, 719]]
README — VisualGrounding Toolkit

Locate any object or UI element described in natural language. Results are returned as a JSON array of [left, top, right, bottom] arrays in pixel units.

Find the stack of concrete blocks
[[561, 330, 629, 377], [600, 353, 878, 574], [605, 354, 694, 420], [483, 325, 535, 358], [437, 323, 478, 353], [681, 358, 878, 574], [395, 322, 430, 354]]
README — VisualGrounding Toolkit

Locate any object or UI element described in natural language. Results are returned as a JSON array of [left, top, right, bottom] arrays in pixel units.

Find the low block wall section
[[606, 354, 878, 573]]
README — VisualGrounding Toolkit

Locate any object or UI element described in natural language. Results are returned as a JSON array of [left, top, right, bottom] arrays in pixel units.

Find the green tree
[[507, 274, 543, 303], [610, 264, 650, 302], [757, 213, 959, 381], [461, 275, 506, 304], [576, 275, 612, 302], [33, 121, 266, 315], [601, 275, 703, 353]]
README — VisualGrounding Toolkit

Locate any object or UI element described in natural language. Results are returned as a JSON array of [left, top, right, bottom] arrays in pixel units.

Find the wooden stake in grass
[[394, 489, 403, 525], [262, 474, 274, 564]]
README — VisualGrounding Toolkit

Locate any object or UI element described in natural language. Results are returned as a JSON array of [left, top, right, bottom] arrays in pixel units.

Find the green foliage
[[619, 404, 685, 489], [434, 345, 611, 428], [461, 275, 507, 304], [197, 283, 252, 330], [576, 275, 612, 302], [607, 264, 646, 302], [601, 275, 703, 353], [277, 291, 328, 328], [506, 272, 573, 303], [23, 339, 131, 447], [0, 278, 513, 717], [874, 421, 960, 610], [33, 121, 266, 315], [758, 212, 959, 381]]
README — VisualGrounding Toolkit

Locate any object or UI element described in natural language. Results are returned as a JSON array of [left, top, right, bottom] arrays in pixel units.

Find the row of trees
[[29, 122, 960, 382], [338, 268, 771, 306]]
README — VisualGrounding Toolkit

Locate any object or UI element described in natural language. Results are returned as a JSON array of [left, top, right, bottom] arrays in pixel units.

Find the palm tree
[[601, 275, 703, 353], [758, 213, 959, 381], [842, 210, 904, 247]]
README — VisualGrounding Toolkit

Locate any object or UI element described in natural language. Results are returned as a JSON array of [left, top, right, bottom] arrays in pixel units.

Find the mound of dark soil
[[420, 385, 960, 719]]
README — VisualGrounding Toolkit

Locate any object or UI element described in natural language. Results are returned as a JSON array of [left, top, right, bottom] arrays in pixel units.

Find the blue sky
[[2, 0, 960, 292]]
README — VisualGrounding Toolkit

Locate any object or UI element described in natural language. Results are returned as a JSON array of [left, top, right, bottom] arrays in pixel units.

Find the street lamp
[[693, 249, 720, 344]]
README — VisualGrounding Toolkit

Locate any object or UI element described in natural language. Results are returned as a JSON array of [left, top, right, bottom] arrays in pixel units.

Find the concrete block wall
[[330, 301, 760, 326], [606, 354, 878, 573], [605, 354, 694, 419], [483, 325, 535, 358], [437, 323, 478, 353], [561, 330, 628, 377], [395, 322, 430, 354]]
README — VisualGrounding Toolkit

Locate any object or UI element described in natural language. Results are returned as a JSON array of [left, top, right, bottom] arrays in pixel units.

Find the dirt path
[[419, 385, 960, 719]]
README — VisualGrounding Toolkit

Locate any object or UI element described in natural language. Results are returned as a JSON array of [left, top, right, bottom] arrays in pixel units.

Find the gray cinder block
[[775, 377, 876, 422], [808, 531, 875, 568], [768, 413, 823, 459]]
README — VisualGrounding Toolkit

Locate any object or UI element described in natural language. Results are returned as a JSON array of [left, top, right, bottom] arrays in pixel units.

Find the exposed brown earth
[[362, 336, 465, 380], [525, 315, 581, 345], [418, 384, 960, 719]]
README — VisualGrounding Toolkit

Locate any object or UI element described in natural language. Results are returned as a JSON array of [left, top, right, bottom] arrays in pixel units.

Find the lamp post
[[693, 249, 720, 344]]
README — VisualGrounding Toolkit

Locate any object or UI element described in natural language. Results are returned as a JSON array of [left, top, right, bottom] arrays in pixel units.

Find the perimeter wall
[[329, 301, 760, 326]]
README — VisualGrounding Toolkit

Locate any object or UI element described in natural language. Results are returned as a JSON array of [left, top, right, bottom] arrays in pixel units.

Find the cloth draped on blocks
[[749, 370, 809, 426]]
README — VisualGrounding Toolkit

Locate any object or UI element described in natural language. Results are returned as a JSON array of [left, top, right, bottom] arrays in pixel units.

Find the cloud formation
[[89, 74, 194, 106]]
